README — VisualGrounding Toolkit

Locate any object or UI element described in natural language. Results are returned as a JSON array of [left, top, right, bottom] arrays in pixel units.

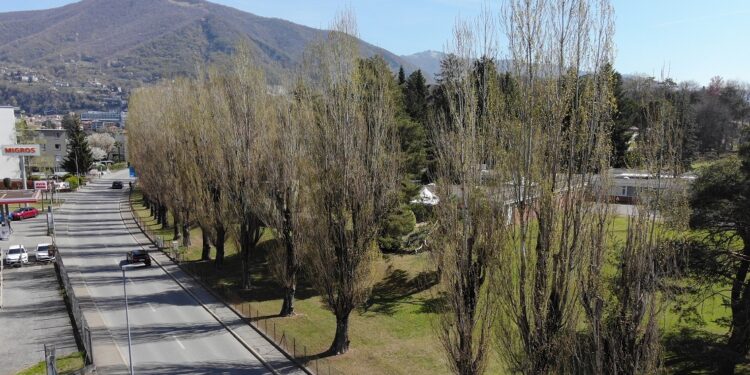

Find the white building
[[0, 106, 21, 179]]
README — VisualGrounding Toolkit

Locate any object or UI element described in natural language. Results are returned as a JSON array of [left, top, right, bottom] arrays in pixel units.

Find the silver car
[[36, 243, 55, 262]]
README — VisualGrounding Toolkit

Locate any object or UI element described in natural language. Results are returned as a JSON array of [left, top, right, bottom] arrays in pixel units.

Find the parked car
[[126, 249, 151, 267], [111, 181, 123, 189], [11, 207, 39, 220], [36, 243, 55, 262], [5, 245, 29, 267], [54, 181, 70, 191]]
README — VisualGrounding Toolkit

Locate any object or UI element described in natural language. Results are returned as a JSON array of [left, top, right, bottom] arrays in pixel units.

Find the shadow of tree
[[663, 327, 747, 374], [361, 268, 439, 315]]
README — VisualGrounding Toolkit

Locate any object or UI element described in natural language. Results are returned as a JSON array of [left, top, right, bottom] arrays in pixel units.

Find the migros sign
[[1, 145, 40, 156]]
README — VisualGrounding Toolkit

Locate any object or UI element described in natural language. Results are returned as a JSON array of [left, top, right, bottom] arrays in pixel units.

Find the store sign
[[2, 145, 40, 156], [34, 181, 48, 190]]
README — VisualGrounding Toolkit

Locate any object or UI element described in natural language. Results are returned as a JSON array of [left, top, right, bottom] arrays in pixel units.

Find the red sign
[[2, 145, 40, 156], [34, 181, 48, 190]]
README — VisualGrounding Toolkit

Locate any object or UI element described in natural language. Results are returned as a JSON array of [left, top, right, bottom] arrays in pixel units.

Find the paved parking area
[[0, 213, 78, 375]]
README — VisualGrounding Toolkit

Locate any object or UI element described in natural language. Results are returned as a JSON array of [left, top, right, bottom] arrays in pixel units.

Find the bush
[[65, 176, 83, 190], [378, 205, 417, 252], [2, 178, 10, 189], [111, 162, 127, 171]]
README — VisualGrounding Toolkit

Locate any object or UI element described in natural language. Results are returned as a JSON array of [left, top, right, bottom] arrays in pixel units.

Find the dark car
[[112, 181, 123, 189], [11, 207, 39, 220], [126, 249, 151, 267]]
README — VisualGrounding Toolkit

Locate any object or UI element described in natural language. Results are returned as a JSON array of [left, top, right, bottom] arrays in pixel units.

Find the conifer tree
[[61, 114, 93, 177]]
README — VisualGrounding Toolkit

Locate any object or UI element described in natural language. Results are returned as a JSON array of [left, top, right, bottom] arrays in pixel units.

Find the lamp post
[[121, 263, 138, 375]]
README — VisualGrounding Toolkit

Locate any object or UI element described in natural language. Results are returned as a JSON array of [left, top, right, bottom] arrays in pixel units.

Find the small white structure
[[411, 184, 439, 206], [0, 107, 21, 180]]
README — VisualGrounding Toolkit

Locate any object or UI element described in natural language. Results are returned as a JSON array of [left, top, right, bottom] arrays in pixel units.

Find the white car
[[36, 243, 55, 262], [5, 245, 29, 267]]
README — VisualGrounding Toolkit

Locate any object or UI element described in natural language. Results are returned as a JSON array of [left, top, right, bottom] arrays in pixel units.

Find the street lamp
[[121, 263, 138, 375]]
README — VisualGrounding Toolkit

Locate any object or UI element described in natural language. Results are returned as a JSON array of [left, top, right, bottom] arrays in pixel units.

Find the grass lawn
[[15, 352, 85, 375], [130, 191, 736, 374]]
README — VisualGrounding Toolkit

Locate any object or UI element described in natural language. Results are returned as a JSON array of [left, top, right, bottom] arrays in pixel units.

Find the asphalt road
[[55, 170, 278, 374]]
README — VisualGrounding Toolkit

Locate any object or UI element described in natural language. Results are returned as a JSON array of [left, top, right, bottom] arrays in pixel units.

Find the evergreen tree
[[61, 114, 93, 176], [397, 65, 406, 86], [404, 70, 428, 123]]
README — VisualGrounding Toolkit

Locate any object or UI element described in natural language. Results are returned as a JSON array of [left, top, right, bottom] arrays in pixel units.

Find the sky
[[3, 0, 749, 86]]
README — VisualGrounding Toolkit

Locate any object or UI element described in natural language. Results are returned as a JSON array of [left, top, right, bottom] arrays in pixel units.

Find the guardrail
[[55, 253, 94, 366]]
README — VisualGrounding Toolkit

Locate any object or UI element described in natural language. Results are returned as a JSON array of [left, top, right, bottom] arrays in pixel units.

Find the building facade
[[35, 128, 68, 172], [0, 106, 21, 180]]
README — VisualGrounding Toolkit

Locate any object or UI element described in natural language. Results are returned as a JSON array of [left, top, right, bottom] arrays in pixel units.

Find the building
[[35, 128, 68, 172], [80, 110, 126, 130], [607, 168, 696, 204], [0, 106, 21, 179]]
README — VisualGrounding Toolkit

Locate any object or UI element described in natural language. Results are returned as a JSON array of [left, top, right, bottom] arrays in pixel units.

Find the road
[[55, 170, 292, 374]]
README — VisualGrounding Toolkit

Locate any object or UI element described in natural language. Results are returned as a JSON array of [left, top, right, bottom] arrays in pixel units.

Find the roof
[[0, 190, 41, 204]]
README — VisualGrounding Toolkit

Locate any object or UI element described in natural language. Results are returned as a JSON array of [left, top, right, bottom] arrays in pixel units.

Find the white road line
[[172, 335, 186, 350], [147, 302, 156, 312]]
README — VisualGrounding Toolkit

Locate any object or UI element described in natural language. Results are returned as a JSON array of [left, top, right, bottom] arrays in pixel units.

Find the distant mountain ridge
[[400, 50, 446, 83], [0, 0, 417, 87]]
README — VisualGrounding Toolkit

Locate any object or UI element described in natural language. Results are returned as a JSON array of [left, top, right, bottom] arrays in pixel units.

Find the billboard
[[2, 145, 41, 156]]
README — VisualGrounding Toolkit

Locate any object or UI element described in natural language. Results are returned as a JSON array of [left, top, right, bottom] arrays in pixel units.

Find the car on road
[[36, 243, 55, 262], [111, 181, 123, 189], [11, 207, 39, 220], [126, 249, 151, 267], [5, 245, 29, 267]]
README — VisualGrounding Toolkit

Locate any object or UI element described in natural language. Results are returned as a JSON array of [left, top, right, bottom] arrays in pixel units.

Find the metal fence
[[187, 263, 346, 375], [55, 253, 94, 365]]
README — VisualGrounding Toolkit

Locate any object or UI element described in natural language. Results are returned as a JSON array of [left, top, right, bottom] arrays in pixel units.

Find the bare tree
[[429, 13, 504, 375], [256, 87, 312, 316], [303, 13, 400, 354], [215, 44, 268, 287], [494, 0, 617, 373]]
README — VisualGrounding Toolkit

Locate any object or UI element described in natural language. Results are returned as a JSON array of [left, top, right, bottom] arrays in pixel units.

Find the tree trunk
[[724, 240, 750, 375], [279, 210, 298, 317], [160, 205, 168, 229], [200, 224, 211, 261], [214, 222, 226, 268], [240, 219, 251, 289], [173, 217, 180, 240], [329, 312, 351, 355], [182, 222, 191, 247], [280, 286, 296, 317]]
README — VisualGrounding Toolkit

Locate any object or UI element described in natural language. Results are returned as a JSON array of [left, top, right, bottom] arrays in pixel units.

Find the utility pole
[[121, 265, 136, 375]]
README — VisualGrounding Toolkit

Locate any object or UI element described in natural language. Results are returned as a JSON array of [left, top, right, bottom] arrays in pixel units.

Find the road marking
[[147, 302, 156, 312], [172, 335, 185, 350]]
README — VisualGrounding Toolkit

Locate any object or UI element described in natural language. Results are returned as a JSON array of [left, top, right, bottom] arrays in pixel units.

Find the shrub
[[111, 162, 127, 171], [378, 205, 417, 252], [2, 178, 10, 189], [65, 176, 83, 190]]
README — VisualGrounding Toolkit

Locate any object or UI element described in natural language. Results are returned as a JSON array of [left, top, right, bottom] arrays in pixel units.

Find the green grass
[[15, 352, 85, 375]]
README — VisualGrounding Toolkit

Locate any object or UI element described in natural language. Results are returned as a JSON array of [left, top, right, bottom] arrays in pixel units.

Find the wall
[[0, 107, 21, 180]]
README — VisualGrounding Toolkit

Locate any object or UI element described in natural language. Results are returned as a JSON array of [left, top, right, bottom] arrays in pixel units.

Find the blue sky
[[4, 0, 749, 85]]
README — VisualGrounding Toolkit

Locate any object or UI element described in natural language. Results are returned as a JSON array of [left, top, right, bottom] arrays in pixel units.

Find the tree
[[86, 133, 116, 155], [90, 147, 107, 161], [303, 16, 400, 354], [257, 89, 311, 316], [429, 15, 503, 375], [398, 65, 406, 86], [404, 69, 429, 123], [689, 149, 750, 374], [61, 114, 93, 177]]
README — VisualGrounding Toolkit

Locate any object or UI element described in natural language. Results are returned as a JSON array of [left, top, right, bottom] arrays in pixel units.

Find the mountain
[[400, 50, 446, 83], [0, 0, 416, 112]]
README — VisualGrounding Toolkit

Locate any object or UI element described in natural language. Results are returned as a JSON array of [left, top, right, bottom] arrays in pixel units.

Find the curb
[[119, 196, 299, 375]]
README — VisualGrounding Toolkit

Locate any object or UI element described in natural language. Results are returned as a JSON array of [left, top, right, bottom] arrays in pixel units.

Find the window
[[41, 144, 46, 151], [56, 132, 61, 138], [54, 144, 60, 150]]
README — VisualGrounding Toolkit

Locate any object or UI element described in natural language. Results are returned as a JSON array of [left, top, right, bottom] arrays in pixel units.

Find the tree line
[[127, 1, 746, 374]]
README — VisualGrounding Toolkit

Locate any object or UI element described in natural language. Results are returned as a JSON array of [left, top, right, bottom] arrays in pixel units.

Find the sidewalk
[[119, 197, 309, 375]]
